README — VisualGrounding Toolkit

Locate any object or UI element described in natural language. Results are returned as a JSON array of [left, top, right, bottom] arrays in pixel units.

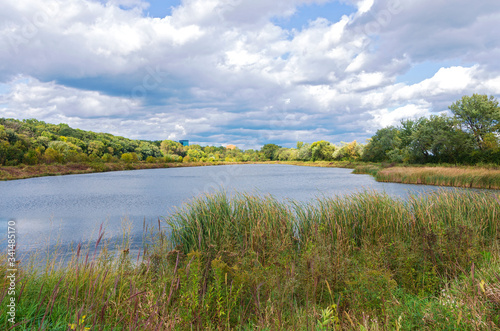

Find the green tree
[[88, 140, 106, 156], [0, 125, 6, 140], [362, 127, 401, 162], [48, 141, 71, 157], [274, 148, 294, 161], [0, 141, 10, 165], [333, 141, 363, 161], [5, 129, 18, 144], [449, 94, 500, 150], [399, 119, 417, 149], [121, 152, 139, 163], [44, 147, 64, 164], [409, 115, 473, 163], [297, 143, 312, 161], [101, 153, 117, 162], [23, 150, 39, 165], [187, 148, 205, 161], [160, 140, 184, 156], [310, 140, 335, 161], [260, 144, 281, 161], [58, 124, 79, 138]]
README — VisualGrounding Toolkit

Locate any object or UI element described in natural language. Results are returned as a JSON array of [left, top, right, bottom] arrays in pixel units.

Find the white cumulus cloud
[[0, 0, 499, 148]]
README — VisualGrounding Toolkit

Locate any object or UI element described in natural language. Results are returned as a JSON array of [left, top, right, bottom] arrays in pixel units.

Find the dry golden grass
[[376, 166, 500, 189]]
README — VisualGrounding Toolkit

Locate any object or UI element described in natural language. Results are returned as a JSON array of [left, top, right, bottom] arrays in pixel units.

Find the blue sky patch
[[0, 83, 10, 95], [272, 1, 355, 31], [96, 0, 181, 18], [396, 60, 467, 85], [143, 0, 181, 18]]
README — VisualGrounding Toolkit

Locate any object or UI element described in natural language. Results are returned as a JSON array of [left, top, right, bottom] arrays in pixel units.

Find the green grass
[[1, 190, 500, 330]]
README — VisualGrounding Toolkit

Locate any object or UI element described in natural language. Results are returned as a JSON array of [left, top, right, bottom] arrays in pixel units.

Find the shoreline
[[1, 161, 500, 190], [0, 160, 360, 181], [0, 161, 229, 181]]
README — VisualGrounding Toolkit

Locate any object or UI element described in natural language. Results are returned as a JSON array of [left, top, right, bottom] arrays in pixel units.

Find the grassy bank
[[0, 161, 227, 181], [354, 165, 500, 190], [1, 191, 499, 330]]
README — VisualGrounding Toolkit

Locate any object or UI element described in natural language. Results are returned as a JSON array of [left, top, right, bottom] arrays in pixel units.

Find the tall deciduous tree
[[160, 140, 184, 156], [260, 144, 281, 160], [409, 115, 473, 164], [362, 127, 401, 162], [449, 94, 500, 150], [310, 140, 335, 161]]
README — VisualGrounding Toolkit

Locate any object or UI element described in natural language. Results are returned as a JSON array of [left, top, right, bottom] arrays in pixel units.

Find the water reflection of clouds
[[7, 215, 138, 253]]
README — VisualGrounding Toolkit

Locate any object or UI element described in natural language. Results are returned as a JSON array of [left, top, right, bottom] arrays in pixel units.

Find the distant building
[[179, 140, 189, 146], [226, 144, 236, 150]]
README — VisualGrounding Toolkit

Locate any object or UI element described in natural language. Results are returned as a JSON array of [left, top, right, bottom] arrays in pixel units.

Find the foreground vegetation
[[2, 190, 499, 330]]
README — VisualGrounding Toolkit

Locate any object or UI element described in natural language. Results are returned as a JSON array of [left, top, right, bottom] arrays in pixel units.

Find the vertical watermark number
[[6, 220, 17, 324]]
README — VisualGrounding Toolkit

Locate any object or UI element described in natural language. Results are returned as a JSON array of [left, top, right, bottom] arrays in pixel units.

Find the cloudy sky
[[1, 0, 500, 148]]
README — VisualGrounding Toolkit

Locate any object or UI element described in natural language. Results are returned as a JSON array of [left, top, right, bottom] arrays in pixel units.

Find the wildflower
[[68, 315, 91, 330]]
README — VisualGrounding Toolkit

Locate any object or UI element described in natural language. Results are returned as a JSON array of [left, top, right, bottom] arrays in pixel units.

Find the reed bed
[[1, 190, 500, 330], [373, 166, 500, 189]]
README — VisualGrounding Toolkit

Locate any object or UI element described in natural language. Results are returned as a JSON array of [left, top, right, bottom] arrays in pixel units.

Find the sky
[[1, 0, 500, 149]]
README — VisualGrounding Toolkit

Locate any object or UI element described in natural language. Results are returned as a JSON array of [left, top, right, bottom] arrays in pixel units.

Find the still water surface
[[0, 164, 475, 257]]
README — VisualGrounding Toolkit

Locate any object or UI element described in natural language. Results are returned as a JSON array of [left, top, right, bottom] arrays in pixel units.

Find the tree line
[[362, 94, 500, 164], [0, 118, 266, 165], [0, 119, 364, 166], [0, 94, 498, 167]]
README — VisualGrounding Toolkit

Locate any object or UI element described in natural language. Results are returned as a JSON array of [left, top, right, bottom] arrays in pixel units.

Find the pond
[[0, 164, 475, 259]]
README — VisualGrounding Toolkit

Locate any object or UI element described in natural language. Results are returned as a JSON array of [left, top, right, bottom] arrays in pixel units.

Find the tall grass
[[371, 166, 500, 189], [1, 190, 499, 330]]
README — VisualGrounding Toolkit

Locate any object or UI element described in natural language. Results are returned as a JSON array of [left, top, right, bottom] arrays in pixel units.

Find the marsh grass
[[1, 190, 499, 330], [365, 166, 500, 190]]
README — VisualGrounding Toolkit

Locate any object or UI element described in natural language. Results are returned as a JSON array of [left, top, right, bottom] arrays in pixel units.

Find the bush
[[121, 152, 139, 163], [146, 156, 156, 163], [101, 153, 117, 162], [43, 147, 64, 164], [23, 150, 39, 165]]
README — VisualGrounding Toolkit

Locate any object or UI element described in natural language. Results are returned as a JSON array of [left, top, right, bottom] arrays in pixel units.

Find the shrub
[[43, 147, 64, 164], [23, 150, 39, 165], [121, 152, 139, 163], [101, 153, 117, 162], [146, 156, 156, 163]]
